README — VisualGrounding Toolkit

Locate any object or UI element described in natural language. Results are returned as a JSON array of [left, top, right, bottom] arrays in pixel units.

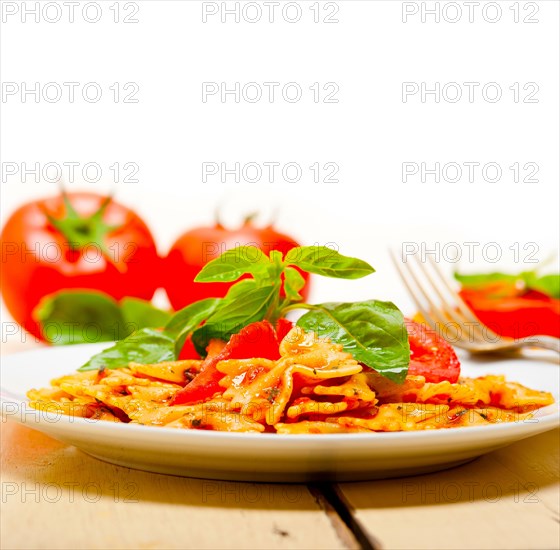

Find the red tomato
[[172, 320, 290, 405], [164, 219, 310, 309], [460, 284, 560, 339], [1, 192, 159, 340], [178, 334, 201, 360], [406, 320, 461, 383]]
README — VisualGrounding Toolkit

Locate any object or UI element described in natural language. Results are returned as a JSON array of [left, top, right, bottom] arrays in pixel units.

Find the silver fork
[[390, 250, 560, 354]]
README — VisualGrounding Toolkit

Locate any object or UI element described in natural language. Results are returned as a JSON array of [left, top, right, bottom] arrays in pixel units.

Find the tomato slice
[[226, 320, 284, 361], [172, 347, 225, 405], [275, 318, 294, 342], [172, 320, 292, 405], [406, 320, 461, 383], [460, 288, 560, 339]]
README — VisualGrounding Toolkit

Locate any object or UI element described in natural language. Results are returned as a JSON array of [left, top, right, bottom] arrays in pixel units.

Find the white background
[[1, 0, 559, 347]]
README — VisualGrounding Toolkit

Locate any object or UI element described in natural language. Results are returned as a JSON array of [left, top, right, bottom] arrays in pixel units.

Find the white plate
[[1, 343, 558, 482]]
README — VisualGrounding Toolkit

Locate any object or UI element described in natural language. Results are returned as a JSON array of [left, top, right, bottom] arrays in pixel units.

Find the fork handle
[[516, 335, 560, 353]]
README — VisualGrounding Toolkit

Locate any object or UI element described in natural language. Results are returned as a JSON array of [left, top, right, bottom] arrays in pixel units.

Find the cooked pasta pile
[[28, 328, 554, 433]]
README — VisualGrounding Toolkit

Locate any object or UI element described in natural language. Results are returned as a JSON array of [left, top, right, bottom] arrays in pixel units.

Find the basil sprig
[[78, 245, 410, 382]]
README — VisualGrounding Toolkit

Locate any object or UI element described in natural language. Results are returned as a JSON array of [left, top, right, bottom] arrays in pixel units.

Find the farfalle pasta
[[27, 328, 554, 433]]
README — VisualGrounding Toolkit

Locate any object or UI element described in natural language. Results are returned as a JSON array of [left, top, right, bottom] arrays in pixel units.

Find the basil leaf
[[33, 291, 175, 346], [285, 246, 374, 279], [191, 283, 279, 355], [455, 270, 560, 299], [121, 297, 172, 331], [33, 291, 128, 345], [165, 298, 222, 354], [296, 300, 410, 383], [267, 250, 285, 279], [78, 328, 176, 371], [284, 266, 305, 301], [194, 246, 269, 282], [220, 278, 259, 300], [523, 273, 560, 299]]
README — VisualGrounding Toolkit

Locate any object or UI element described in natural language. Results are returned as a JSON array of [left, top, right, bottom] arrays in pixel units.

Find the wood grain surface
[[337, 428, 560, 550], [1, 340, 558, 550], [0, 421, 353, 550]]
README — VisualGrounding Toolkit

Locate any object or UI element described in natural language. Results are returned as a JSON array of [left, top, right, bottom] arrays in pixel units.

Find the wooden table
[[1, 342, 559, 550]]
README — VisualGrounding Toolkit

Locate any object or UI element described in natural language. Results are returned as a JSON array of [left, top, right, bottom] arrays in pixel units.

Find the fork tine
[[390, 250, 452, 331], [414, 256, 489, 344], [391, 249, 486, 350], [392, 247, 557, 354], [426, 256, 500, 339], [408, 255, 485, 348], [410, 255, 474, 328], [389, 250, 436, 329]]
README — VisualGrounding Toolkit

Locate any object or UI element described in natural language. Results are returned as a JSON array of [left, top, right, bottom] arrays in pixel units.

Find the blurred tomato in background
[[164, 217, 310, 309], [459, 282, 560, 339], [0, 192, 159, 340]]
